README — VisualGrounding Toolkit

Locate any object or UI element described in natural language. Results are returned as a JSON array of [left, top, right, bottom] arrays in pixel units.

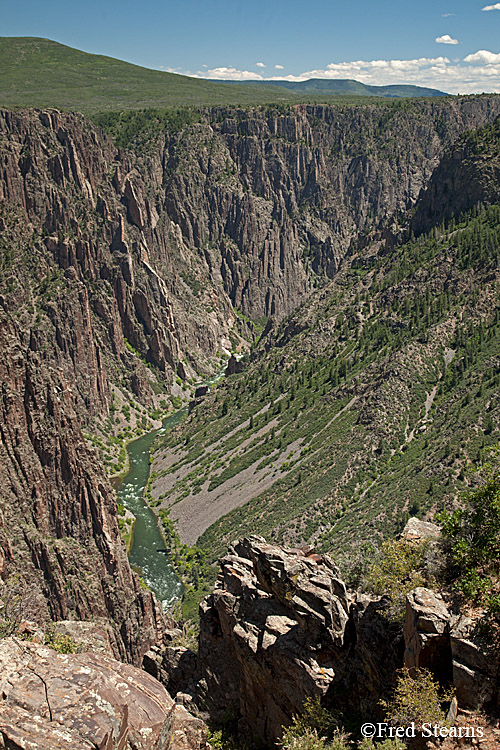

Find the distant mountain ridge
[[216, 77, 448, 98]]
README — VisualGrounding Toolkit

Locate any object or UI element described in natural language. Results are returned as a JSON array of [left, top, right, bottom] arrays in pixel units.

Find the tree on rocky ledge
[[437, 446, 500, 621]]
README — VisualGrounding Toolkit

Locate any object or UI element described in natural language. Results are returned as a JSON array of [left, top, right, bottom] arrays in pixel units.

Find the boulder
[[0, 637, 208, 750], [401, 518, 441, 543], [404, 587, 452, 683]]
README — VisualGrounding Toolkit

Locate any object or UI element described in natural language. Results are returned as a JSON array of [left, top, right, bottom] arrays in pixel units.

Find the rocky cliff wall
[[160, 97, 500, 318], [411, 116, 500, 235], [0, 301, 165, 663]]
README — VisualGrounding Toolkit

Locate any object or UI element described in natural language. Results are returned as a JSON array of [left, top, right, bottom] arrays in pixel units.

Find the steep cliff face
[[159, 97, 500, 318], [0, 110, 192, 661], [0, 302, 164, 663], [0, 108, 249, 656], [0, 109, 240, 393], [412, 115, 500, 235]]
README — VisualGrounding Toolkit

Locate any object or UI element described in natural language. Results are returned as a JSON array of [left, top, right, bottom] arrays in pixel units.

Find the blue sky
[[3, 0, 500, 93]]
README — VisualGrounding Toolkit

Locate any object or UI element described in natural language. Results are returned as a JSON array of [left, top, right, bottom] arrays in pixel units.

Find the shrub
[[336, 541, 379, 589], [279, 697, 349, 750], [44, 625, 78, 654], [359, 740, 406, 750], [381, 667, 454, 731], [280, 726, 347, 750], [437, 446, 500, 618], [364, 539, 427, 622], [279, 697, 406, 750]]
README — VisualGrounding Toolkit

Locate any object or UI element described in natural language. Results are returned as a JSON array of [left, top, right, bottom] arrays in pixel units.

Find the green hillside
[[155, 204, 500, 564], [0, 37, 299, 112], [0, 37, 446, 113]]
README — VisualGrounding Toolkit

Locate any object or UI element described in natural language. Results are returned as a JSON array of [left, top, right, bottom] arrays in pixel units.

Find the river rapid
[[116, 368, 225, 608]]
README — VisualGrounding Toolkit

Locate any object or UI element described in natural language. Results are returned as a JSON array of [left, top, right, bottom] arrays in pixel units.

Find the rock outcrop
[[143, 536, 500, 746], [192, 536, 402, 745], [0, 637, 208, 750], [411, 117, 500, 237], [405, 587, 500, 711]]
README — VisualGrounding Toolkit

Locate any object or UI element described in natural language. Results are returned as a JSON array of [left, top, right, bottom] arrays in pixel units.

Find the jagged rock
[[449, 613, 499, 709], [0, 637, 208, 750], [404, 588, 500, 711], [232, 536, 350, 645], [194, 386, 210, 398], [404, 587, 452, 682], [225, 355, 245, 376], [196, 536, 401, 745]]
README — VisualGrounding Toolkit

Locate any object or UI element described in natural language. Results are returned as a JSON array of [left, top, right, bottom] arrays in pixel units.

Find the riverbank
[[116, 414, 186, 607], [116, 363, 230, 608]]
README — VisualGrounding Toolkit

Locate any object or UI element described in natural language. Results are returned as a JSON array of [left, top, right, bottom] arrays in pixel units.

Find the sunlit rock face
[[0, 638, 208, 750], [196, 536, 402, 745]]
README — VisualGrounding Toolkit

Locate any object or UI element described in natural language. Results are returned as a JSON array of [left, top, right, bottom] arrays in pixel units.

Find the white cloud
[[274, 64, 284, 69], [194, 66, 262, 80], [442, 13, 455, 16], [482, 3, 500, 10], [464, 49, 500, 63], [296, 56, 451, 79], [256, 62, 266, 68], [191, 53, 500, 94], [436, 34, 459, 45]]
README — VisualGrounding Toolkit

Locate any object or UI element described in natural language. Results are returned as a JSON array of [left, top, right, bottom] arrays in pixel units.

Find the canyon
[[1, 95, 500, 747]]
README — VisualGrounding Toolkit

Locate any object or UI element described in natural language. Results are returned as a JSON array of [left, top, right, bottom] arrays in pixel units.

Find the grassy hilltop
[[0, 37, 447, 114], [0, 37, 300, 112]]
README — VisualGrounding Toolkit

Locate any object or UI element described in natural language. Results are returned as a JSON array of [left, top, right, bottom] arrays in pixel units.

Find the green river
[[116, 370, 224, 608]]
